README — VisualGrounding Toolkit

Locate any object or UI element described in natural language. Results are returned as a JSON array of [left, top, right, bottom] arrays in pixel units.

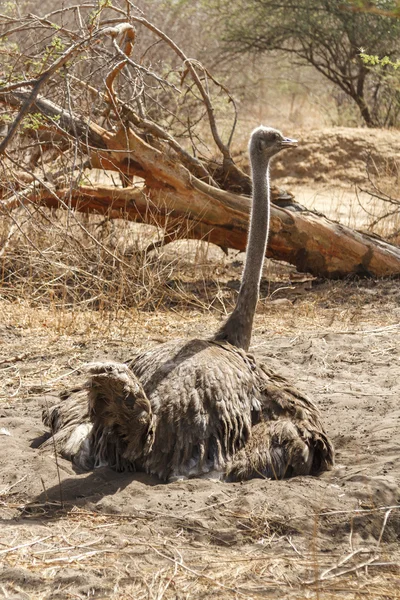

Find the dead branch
[[0, 38, 89, 154], [1, 5, 400, 280], [19, 176, 400, 279]]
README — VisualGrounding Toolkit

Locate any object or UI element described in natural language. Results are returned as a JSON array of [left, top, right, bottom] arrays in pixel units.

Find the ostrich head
[[249, 126, 298, 165]]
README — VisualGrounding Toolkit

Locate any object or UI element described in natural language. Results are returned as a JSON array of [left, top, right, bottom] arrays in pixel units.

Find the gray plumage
[[41, 126, 334, 481]]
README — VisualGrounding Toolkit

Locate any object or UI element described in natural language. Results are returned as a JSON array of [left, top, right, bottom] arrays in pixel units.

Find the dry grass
[[1, 215, 398, 598], [1, 257, 399, 405], [1, 290, 399, 599], [0, 498, 399, 599], [1, 272, 399, 403], [0, 206, 228, 314]]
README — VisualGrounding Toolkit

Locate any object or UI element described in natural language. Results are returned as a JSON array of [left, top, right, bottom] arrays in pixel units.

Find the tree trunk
[[354, 67, 376, 127], [23, 177, 400, 280]]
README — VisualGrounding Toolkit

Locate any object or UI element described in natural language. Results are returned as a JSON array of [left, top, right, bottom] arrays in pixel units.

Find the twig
[[149, 545, 248, 597], [318, 548, 369, 579], [127, 10, 237, 162], [0, 37, 89, 154], [319, 505, 400, 517], [0, 474, 28, 496], [286, 535, 301, 556], [0, 535, 53, 555], [42, 549, 106, 564], [112, 34, 180, 93], [304, 554, 379, 585], [377, 508, 393, 548]]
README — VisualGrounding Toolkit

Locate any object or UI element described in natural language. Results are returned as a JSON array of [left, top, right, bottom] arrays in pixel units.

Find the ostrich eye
[[257, 138, 267, 151]]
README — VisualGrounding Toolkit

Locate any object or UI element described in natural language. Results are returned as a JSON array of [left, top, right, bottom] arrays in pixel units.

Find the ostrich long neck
[[214, 156, 271, 351]]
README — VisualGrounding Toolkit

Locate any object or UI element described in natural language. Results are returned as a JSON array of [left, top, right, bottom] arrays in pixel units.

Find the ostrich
[[42, 127, 334, 481]]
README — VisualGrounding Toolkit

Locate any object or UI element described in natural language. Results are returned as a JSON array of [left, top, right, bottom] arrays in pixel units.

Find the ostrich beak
[[281, 137, 298, 148]]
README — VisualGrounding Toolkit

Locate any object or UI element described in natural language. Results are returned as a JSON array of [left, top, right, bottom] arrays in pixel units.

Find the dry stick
[[0, 78, 43, 93], [304, 555, 380, 585], [369, 207, 400, 230], [376, 508, 393, 548], [318, 548, 369, 580], [356, 182, 400, 229], [365, 160, 399, 203], [0, 474, 28, 496], [149, 545, 248, 598], [0, 182, 38, 212], [182, 58, 239, 149], [362, 186, 400, 206], [0, 536, 53, 555], [27, 12, 78, 40], [112, 34, 180, 92], [41, 3, 121, 21], [42, 549, 105, 564], [0, 37, 89, 155], [319, 505, 400, 517]]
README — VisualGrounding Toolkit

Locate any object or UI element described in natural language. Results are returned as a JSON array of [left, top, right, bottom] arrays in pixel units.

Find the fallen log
[[2, 95, 400, 279], [20, 125, 400, 278]]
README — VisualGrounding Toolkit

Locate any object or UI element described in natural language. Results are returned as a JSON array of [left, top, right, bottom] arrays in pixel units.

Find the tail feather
[[225, 419, 334, 482], [87, 362, 154, 466], [40, 362, 154, 472], [41, 389, 90, 461]]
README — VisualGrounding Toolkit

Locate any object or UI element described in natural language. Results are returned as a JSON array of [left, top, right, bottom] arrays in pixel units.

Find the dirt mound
[[269, 127, 400, 185]]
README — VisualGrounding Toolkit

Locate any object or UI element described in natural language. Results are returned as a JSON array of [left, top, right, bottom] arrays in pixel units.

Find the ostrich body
[[42, 127, 334, 481]]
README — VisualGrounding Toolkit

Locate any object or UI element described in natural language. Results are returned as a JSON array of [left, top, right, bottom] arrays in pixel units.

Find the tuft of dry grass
[[1, 275, 399, 405], [0, 206, 230, 315]]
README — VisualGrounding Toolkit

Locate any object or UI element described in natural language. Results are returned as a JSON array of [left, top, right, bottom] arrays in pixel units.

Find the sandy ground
[[0, 125, 399, 598], [0, 277, 399, 599]]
